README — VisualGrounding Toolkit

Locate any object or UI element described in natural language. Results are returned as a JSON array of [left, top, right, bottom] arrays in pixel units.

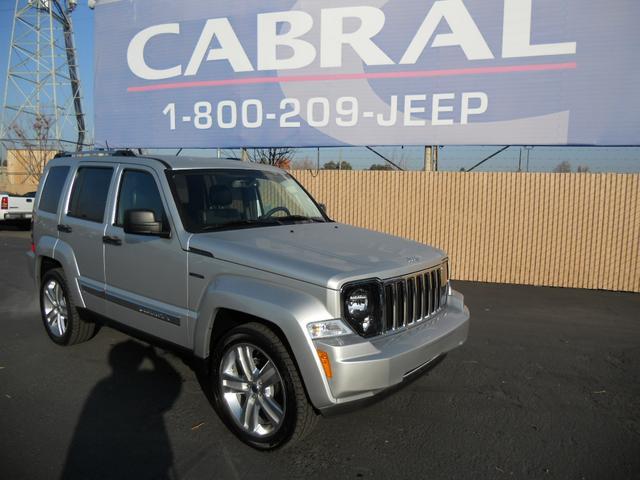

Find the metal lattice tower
[[1, 0, 86, 156]]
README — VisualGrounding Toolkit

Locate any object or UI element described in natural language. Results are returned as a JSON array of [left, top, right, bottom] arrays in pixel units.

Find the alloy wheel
[[219, 343, 286, 437], [42, 279, 68, 338]]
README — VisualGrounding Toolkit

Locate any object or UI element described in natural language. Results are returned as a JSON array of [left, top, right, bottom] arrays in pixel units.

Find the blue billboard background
[[94, 0, 640, 148]]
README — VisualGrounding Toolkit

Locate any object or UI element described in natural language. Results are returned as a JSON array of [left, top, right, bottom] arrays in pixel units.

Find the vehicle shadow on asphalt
[[60, 340, 182, 480], [0, 222, 31, 232]]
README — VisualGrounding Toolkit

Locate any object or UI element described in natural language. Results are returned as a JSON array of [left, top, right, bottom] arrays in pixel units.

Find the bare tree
[[389, 146, 407, 170], [576, 165, 591, 173], [553, 160, 572, 173], [291, 158, 317, 170], [248, 148, 295, 169], [6, 113, 55, 184]]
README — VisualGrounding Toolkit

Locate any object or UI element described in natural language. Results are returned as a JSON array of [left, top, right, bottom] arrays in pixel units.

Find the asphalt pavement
[[1, 227, 639, 480]]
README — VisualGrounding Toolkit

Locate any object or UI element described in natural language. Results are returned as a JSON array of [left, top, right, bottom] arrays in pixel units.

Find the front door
[[103, 166, 189, 347]]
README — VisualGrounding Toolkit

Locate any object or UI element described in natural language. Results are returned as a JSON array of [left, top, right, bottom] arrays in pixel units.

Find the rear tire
[[40, 268, 96, 346], [209, 322, 317, 450]]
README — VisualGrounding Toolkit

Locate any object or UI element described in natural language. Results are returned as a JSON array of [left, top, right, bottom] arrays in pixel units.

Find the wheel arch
[[33, 234, 57, 288], [47, 239, 85, 308], [39, 256, 62, 281], [193, 276, 337, 410]]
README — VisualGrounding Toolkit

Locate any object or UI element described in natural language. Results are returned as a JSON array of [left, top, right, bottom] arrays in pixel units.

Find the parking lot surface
[[1, 228, 639, 480]]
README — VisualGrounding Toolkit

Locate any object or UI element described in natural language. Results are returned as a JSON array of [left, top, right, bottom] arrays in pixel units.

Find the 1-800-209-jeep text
[[27, 150, 470, 449]]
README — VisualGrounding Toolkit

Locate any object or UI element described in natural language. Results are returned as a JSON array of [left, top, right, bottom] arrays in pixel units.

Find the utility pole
[[423, 146, 439, 171], [1, 0, 86, 153], [525, 146, 533, 172], [518, 147, 523, 172]]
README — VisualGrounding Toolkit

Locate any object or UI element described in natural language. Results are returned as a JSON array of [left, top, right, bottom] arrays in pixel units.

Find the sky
[[0, 2, 638, 172]]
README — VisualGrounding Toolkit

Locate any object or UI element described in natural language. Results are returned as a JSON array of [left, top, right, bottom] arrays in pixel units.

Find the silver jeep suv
[[27, 150, 470, 449]]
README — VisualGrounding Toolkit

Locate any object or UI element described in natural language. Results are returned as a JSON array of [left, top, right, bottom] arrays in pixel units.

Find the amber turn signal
[[316, 349, 333, 379]]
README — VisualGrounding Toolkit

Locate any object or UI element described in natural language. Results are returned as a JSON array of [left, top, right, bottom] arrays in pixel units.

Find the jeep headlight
[[341, 281, 382, 338]]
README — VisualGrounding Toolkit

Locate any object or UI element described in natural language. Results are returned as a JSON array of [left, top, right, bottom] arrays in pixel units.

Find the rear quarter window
[[38, 166, 70, 214]]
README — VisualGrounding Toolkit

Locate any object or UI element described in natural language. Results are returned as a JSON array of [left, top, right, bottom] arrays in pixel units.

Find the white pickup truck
[[1, 191, 35, 225]]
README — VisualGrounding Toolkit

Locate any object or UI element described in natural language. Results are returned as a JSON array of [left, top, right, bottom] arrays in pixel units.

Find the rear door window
[[67, 167, 114, 223], [38, 166, 70, 214]]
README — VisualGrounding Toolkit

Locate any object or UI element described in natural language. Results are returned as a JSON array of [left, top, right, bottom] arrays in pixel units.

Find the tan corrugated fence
[[293, 171, 640, 293]]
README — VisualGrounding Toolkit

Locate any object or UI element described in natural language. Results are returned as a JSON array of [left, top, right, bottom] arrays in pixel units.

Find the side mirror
[[318, 203, 327, 213], [123, 209, 169, 237]]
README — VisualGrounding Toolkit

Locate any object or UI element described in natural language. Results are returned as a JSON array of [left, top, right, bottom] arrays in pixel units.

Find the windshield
[[168, 169, 328, 233]]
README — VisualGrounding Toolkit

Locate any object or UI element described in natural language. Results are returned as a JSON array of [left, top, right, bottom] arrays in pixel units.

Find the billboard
[[94, 0, 640, 148]]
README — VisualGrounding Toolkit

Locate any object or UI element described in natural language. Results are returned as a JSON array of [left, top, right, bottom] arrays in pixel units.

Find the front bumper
[[313, 288, 469, 408]]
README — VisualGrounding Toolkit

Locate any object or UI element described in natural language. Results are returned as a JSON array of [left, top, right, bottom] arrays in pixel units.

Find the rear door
[[58, 164, 116, 315], [103, 165, 189, 347]]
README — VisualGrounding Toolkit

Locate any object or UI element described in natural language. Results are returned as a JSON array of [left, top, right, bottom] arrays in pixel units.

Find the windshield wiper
[[197, 216, 325, 232], [198, 218, 282, 232], [270, 215, 325, 224]]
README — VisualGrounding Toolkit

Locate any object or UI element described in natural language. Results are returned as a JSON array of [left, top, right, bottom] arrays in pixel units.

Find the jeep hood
[[188, 223, 446, 290]]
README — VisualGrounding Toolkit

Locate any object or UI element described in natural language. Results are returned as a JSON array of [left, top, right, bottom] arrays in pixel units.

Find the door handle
[[57, 224, 72, 233], [102, 235, 122, 246]]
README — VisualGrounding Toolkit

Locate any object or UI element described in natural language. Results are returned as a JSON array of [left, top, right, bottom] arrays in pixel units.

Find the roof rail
[[53, 149, 137, 158], [52, 149, 175, 170]]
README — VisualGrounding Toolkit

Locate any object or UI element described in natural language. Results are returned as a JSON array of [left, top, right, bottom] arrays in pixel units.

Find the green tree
[[553, 160, 572, 173], [369, 164, 394, 171], [323, 161, 353, 170]]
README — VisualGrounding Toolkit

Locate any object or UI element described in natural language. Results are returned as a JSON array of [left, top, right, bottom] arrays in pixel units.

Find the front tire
[[40, 268, 96, 346], [210, 323, 317, 450]]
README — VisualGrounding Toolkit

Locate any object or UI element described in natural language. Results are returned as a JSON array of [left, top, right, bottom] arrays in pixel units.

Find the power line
[[365, 146, 404, 171], [465, 146, 510, 172]]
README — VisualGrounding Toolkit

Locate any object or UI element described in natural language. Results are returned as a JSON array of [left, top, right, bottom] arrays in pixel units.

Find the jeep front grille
[[381, 261, 449, 334]]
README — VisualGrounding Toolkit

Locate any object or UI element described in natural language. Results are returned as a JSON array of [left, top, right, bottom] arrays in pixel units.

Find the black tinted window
[[116, 170, 166, 227], [68, 167, 113, 223], [39, 166, 70, 214]]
